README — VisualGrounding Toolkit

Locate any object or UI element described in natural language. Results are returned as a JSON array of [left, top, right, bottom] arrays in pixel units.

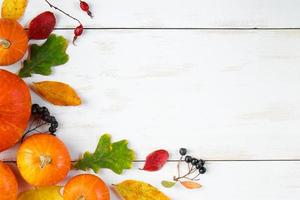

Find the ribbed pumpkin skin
[[17, 134, 71, 186], [0, 19, 28, 66], [63, 174, 110, 200], [0, 161, 18, 200], [0, 69, 31, 151]]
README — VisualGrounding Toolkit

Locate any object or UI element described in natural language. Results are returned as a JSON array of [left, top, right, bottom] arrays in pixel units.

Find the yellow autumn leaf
[[1, 0, 27, 20], [33, 81, 81, 106], [180, 181, 202, 189], [113, 180, 170, 200], [18, 186, 63, 200]]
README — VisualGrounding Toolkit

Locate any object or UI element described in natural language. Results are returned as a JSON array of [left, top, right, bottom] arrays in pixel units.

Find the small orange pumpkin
[[0, 69, 31, 152], [0, 161, 18, 200], [63, 174, 110, 200], [17, 133, 71, 186], [0, 18, 28, 66]]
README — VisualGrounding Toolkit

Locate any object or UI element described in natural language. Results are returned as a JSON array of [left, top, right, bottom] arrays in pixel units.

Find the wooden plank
[[9, 161, 300, 199], [3, 0, 300, 28], [1, 29, 300, 160]]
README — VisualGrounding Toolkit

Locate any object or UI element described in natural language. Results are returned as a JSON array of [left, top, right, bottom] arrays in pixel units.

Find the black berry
[[49, 116, 57, 123], [51, 121, 58, 128], [42, 110, 50, 117], [199, 167, 206, 174], [179, 148, 187, 156], [41, 114, 51, 122], [184, 155, 192, 163], [43, 111, 50, 117], [37, 106, 44, 114], [31, 104, 40, 114], [191, 158, 199, 165], [199, 159, 205, 165], [41, 106, 48, 113], [196, 163, 203, 169], [49, 126, 57, 134]]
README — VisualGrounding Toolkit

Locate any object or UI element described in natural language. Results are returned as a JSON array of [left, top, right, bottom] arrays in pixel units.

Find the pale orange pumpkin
[[0, 69, 31, 151], [0, 19, 28, 66]]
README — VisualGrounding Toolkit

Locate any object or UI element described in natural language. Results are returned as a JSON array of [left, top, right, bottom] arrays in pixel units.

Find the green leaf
[[74, 133, 135, 175], [19, 34, 69, 77], [161, 180, 176, 188]]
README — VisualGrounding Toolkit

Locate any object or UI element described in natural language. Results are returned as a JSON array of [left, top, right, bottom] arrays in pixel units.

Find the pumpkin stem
[[77, 195, 86, 200], [0, 38, 10, 49], [39, 154, 52, 168]]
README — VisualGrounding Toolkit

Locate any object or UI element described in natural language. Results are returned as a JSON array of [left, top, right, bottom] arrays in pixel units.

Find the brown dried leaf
[[33, 81, 81, 106], [180, 181, 202, 189]]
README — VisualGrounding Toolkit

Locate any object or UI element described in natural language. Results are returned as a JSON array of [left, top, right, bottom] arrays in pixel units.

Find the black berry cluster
[[31, 104, 58, 134], [172, 148, 207, 183], [181, 148, 207, 174]]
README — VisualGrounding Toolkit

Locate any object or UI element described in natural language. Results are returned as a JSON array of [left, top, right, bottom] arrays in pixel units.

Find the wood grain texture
[[1, 29, 300, 160], [9, 161, 300, 199], [5, 0, 300, 28], [1, 1, 299, 199]]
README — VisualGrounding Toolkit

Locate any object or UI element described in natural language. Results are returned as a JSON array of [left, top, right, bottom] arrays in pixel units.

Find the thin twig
[[26, 122, 48, 133], [174, 162, 200, 181], [182, 176, 200, 181], [21, 122, 48, 142], [190, 172, 201, 180], [44, 0, 82, 24], [174, 167, 194, 181], [177, 156, 183, 178]]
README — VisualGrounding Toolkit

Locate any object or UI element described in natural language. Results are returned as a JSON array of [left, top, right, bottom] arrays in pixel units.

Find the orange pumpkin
[[63, 174, 110, 200], [0, 161, 18, 200], [0, 18, 28, 66], [0, 69, 31, 152], [17, 133, 71, 186]]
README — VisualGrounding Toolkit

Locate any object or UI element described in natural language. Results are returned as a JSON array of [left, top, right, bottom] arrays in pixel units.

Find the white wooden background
[[1, 0, 300, 199]]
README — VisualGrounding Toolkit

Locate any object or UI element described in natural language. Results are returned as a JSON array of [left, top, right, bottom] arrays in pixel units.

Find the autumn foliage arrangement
[[0, 0, 208, 199]]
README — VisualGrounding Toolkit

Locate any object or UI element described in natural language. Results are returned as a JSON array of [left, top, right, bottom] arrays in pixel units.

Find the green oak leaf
[[19, 34, 69, 77], [74, 133, 135, 175]]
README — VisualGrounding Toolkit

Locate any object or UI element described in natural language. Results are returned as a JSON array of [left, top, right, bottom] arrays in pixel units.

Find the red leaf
[[28, 11, 56, 40], [142, 149, 169, 171]]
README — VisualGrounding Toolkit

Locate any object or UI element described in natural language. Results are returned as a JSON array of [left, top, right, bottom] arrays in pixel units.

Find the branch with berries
[[161, 148, 207, 189], [22, 104, 58, 141], [44, 0, 93, 44]]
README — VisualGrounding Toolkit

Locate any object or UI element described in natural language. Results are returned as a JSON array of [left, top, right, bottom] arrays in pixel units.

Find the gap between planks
[[3, 159, 300, 163], [25, 27, 300, 31]]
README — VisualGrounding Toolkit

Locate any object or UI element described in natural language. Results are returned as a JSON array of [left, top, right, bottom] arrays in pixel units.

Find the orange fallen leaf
[[180, 181, 202, 189], [33, 81, 81, 106], [113, 180, 170, 200]]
